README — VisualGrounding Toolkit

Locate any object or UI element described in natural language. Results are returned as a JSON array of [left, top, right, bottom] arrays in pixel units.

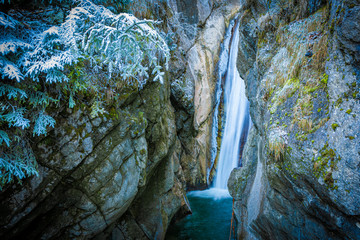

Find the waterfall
[[212, 19, 251, 190], [208, 19, 235, 184], [167, 16, 253, 240]]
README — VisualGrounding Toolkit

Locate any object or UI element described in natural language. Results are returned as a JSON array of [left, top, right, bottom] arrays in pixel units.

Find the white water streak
[[213, 20, 250, 189], [208, 20, 235, 183]]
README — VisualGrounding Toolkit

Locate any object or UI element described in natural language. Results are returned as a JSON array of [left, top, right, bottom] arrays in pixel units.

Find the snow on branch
[[0, 0, 171, 188]]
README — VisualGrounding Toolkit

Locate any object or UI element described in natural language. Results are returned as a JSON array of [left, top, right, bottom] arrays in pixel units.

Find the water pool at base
[[166, 17, 246, 240], [166, 189, 234, 240]]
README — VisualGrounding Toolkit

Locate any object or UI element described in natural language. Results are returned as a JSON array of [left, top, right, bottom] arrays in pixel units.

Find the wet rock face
[[160, 0, 242, 189], [132, 0, 230, 190], [0, 78, 186, 239], [228, 0, 360, 239]]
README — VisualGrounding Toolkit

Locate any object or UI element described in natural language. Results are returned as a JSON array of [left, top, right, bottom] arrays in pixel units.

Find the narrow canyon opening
[[166, 16, 252, 239]]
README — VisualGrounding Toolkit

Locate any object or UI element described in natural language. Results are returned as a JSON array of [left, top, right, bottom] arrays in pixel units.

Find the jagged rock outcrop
[[0, 74, 188, 239], [228, 0, 360, 239]]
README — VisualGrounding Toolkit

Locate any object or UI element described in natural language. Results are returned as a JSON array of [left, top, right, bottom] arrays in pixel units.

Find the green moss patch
[[312, 143, 340, 190], [331, 123, 339, 131]]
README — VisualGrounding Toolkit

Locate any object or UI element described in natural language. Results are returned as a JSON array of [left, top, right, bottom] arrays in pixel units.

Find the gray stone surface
[[0, 0, 243, 239], [228, 0, 360, 239]]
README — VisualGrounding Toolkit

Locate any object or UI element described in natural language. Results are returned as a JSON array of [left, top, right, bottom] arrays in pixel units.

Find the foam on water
[[188, 188, 232, 200]]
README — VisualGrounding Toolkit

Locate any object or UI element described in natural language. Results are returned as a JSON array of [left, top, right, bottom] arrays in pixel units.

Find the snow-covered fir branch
[[0, 0, 170, 189]]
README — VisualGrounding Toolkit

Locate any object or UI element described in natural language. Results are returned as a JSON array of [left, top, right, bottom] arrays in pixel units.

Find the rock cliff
[[1, 0, 359, 239], [228, 0, 360, 239], [161, 0, 242, 189], [0, 0, 242, 239], [0, 72, 187, 239]]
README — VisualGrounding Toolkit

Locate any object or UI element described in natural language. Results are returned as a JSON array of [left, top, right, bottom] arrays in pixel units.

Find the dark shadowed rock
[[338, 6, 360, 63]]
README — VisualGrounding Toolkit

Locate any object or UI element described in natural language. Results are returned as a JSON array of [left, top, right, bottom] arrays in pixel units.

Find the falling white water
[[208, 20, 235, 184], [213, 20, 250, 190]]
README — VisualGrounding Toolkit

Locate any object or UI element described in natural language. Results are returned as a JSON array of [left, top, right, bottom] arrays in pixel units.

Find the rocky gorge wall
[[159, 0, 242, 189], [0, 0, 243, 239], [2, 0, 359, 239], [0, 72, 185, 239], [228, 0, 360, 239]]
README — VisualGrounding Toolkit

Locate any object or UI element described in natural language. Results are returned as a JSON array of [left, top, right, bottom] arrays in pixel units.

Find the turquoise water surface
[[166, 189, 235, 240]]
